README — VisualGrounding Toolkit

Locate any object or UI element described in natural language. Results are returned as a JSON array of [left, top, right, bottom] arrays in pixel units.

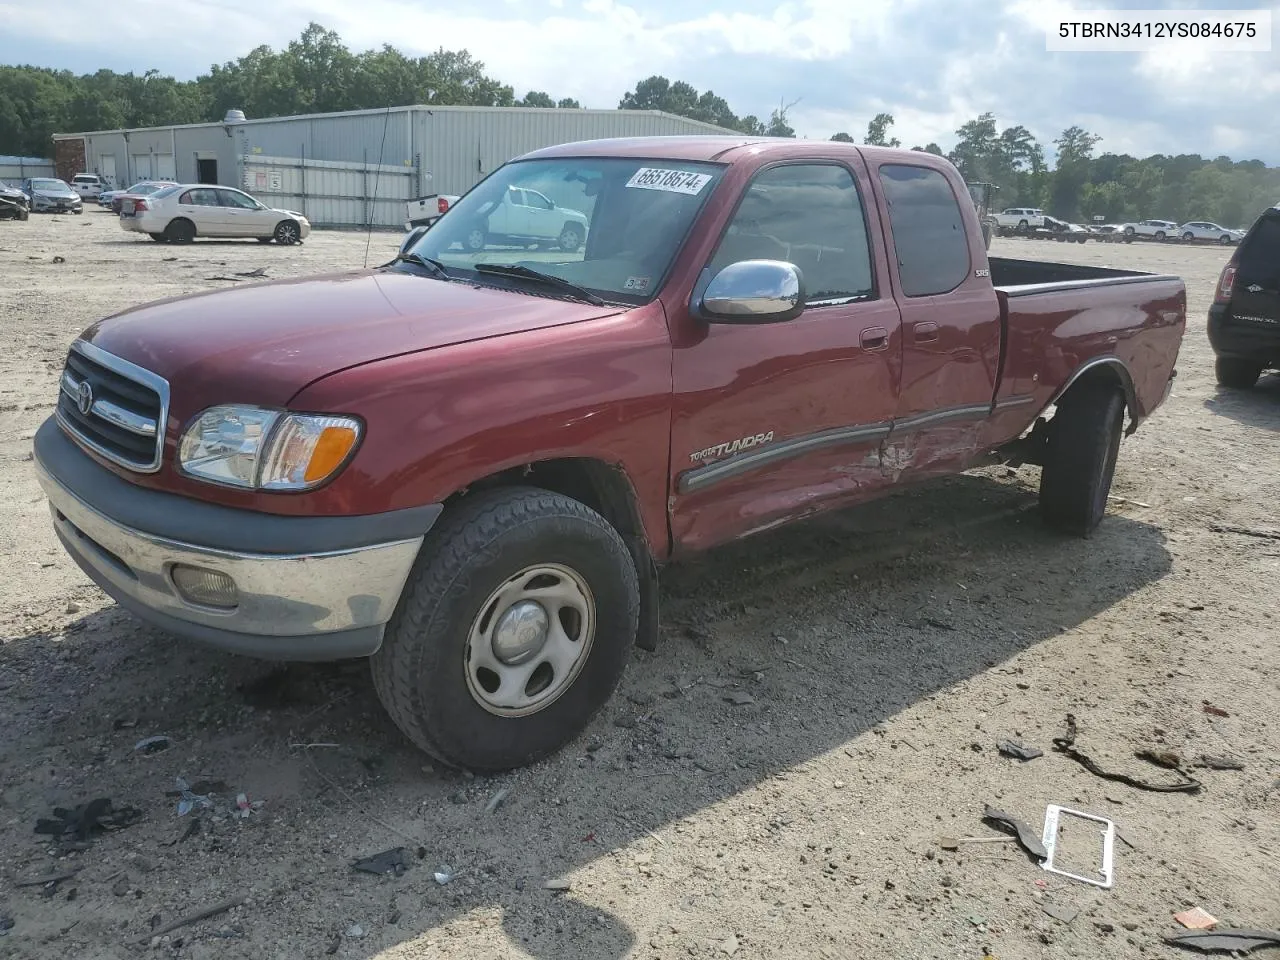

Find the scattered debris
[[352, 847, 412, 877], [543, 878, 571, 892], [1175, 908, 1221, 930], [923, 617, 956, 631], [112, 718, 138, 730], [997, 740, 1043, 762], [484, 788, 510, 814], [176, 819, 201, 844], [1041, 805, 1115, 889], [345, 923, 365, 938], [0, 915, 12, 936], [1107, 495, 1152, 508], [15, 867, 82, 888], [1202, 702, 1230, 718], [982, 804, 1048, 861], [325, 934, 340, 955], [112, 876, 131, 897], [134, 735, 171, 754], [718, 934, 740, 956], [1208, 523, 1280, 541], [235, 793, 254, 818], [433, 865, 455, 885], [144, 895, 247, 941], [204, 275, 246, 282], [939, 836, 960, 851], [235, 267, 268, 278], [1166, 928, 1280, 954], [52, 255, 65, 264], [1052, 714, 1201, 793], [34, 798, 143, 841], [1197, 755, 1245, 771], [724, 692, 755, 706], [1138, 749, 1183, 770]]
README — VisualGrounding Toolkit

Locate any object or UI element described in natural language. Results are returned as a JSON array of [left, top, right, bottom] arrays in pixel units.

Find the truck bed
[[983, 257, 1186, 447]]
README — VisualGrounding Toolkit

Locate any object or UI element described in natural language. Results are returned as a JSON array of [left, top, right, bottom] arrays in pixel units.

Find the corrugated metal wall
[[413, 108, 734, 198], [0, 159, 56, 180], [56, 106, 734, 226], [240, 154, 415, 227]]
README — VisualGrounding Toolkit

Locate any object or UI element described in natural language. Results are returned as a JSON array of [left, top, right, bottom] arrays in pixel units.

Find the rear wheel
[[273, 220, 301, 245], [165, 218, 195, 243], [466, 227, 487, 252], [1017, 219, 1029, 233], [1215, 357, 1263, 389], [1039, 384, 1125, 537], [1123, 226, 1135, 237], [1182, 231, 1195, 241], [1154, 230, 1166, 241], [371, 486, 639, 772], [1219, 234, 1232, 245]]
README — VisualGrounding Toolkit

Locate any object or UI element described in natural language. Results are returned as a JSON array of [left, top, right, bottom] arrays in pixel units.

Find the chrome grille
[[55, 341, 169, 472]]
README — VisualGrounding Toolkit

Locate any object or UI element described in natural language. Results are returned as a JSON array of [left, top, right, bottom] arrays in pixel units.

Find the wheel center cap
[[491, 600, 550, 665]]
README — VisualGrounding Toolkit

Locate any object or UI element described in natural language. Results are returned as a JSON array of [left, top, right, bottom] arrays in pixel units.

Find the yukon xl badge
[[691, 431, 774, 463], [1247, 284, 1263, 293]]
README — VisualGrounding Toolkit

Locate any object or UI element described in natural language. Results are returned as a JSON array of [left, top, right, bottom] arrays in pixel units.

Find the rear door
[[872, 161, 1002, 478], [668, 158, 903, 551], [176, 187, 225, 234], [1229, 210, 1280, 329]]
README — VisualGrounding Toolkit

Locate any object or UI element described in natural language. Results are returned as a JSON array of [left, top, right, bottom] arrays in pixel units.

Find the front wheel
[[371, 486, 639, 772], [273, 220, 301, 244], [558, 223, 583, 252], [1154, 230, 1166, 241], [1219, 235, 1232, 245], [1017, 219, 1029, 233], [1039, 384, 1125, 537], [1215, 357, 1263, 389], [1182, 232, 1194, 241]]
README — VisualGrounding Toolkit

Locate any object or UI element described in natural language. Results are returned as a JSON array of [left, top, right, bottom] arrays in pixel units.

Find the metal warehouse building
[[52, 105, 735, 228]]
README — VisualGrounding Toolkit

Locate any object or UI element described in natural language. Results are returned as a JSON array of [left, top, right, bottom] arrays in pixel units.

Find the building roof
[[52, 104, 734, 140]]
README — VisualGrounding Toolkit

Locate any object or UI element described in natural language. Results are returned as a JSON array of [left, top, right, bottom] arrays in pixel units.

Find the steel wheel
[[466, 228, 486, 251], [465, 563, 595, 717]]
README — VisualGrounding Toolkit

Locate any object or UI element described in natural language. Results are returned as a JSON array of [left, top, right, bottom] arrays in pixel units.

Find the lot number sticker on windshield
[[626, 168, 713, 195]]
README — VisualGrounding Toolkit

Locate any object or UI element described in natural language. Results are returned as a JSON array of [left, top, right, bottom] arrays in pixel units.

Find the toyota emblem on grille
[[1247, 284, 1263, 293], [76, 380, 94, 416]]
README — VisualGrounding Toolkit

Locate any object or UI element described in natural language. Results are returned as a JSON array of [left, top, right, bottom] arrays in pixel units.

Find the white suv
[[70, 173, 105, 200], [1122, 219, 1179, 240], [1179, 221, 1244, 244], [994, 207, 1046, 230]]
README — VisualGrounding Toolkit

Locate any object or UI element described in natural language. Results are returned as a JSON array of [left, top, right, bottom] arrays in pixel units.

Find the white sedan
[[1178, 221, 1244, 244], [119, 184, 311, 244]]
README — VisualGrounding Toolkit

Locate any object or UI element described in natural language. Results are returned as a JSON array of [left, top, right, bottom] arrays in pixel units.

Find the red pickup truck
[[34, 137, 1185, 771]]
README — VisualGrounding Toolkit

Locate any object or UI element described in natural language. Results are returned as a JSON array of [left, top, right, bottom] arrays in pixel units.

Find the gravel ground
[[0, 213, 1277, 960]]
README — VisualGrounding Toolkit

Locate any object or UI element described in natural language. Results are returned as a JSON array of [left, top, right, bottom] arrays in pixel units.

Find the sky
[[2, 0, 1278, 164]]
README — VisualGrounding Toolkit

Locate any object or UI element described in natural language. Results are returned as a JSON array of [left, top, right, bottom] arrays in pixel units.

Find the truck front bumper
[[33, 418, 439, 661]]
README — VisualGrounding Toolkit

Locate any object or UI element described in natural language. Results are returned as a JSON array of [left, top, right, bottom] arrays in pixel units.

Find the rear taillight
[[437, 197, 450, 214], [1215, 259, 1237, 303], [133, 199, 148, 212]]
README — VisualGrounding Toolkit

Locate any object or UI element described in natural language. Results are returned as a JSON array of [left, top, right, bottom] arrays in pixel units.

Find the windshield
[[32, 179, 69, 191], [406, 157, 725, 303]]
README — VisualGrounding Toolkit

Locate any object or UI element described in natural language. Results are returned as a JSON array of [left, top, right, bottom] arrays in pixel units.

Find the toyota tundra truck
[[33, 137, 1186, 771]]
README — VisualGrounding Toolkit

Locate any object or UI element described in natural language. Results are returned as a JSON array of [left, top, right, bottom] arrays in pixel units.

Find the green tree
[[864, 112, 900, 147], [519, 91, 556, 108], [1049, 125, 1102, 219], [831, 131, 854, 142], [556, 97, 581, 109]]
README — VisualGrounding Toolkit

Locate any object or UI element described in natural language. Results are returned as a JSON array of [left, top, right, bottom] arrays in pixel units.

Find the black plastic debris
[[0, 915, 13, 936], [134, 735, 171, 754], [34, 798, 143, 841], [164, 780, 228, 797], [1197, 755, 1246, 771], [982, 804, 1048, 861], [1166, 928, 1280, 954], [352, 847, 412, 876], [997, 740, 1043, 762], [1052, 714, 1201, 793]]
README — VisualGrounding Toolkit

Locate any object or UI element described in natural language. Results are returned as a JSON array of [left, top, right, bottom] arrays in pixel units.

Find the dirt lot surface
[[1, 214, 1277, 960]]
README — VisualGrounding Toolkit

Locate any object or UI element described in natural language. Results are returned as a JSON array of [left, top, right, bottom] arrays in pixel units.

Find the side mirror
[[697, 260, 805, 324], [399, 225, 428, 256]]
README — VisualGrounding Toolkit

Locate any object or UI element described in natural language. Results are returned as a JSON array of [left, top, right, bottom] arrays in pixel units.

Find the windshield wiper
[[388, 252, 452, 281], [473, 263, 605, 305]]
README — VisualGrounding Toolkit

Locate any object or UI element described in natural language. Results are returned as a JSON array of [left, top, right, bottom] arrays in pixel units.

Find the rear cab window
[[708, 163, 875, 304], [877, 164, 970, 296]]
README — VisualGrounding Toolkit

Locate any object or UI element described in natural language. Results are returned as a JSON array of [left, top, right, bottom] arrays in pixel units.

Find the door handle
[[859, 326, 889, 351], [914, 321, 940, 343]]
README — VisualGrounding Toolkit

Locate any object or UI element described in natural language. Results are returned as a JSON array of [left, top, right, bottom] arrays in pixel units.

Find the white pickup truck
[[405, 194, 460, 230], [993, 207, 1046, 231]]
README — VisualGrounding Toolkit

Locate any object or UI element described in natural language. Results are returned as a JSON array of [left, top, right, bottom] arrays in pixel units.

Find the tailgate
[[1228, 212, 1280, 328]]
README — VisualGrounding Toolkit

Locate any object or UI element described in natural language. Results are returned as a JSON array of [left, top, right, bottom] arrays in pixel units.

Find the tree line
[[2, 23, 1275, 226]]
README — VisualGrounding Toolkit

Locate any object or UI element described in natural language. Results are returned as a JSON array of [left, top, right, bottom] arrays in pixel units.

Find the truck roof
[[517, 135, 939, 167]]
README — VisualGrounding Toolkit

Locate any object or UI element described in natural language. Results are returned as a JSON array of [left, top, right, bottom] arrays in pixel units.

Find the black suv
[[1209, 206, 1280, 388]]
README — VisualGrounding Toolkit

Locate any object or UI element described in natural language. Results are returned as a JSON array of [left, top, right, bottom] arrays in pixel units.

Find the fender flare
[[1042, 356, 1142, 435]]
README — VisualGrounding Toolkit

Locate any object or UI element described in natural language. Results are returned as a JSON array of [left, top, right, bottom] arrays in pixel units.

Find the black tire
[[17, 208, 28, 221], [558, 224, 583, 252], [1215, 357, 1263, 389], [73, 208, 83, 215], [273, 220, 301, 245], [1123, 226, 1135, 237], [1154, 230, 1166, 241], [165, 218, 195, 243], [1182, 232, 1195, 242], [1219, 235, 1231, 245], [148, 233, 167, 242], [1017, 219, 1029, 233], [371, 486, 640, 772], [1039, 384, 1125, 537]]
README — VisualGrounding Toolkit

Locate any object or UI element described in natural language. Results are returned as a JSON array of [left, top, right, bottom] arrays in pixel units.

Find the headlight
[[178, 405, 361, 491]]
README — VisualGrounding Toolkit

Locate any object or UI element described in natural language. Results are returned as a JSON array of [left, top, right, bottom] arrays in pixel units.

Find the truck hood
[[81, 269, 624, 408]]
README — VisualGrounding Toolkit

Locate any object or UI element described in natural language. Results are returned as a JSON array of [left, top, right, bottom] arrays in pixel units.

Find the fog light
[[171, 564, 238, 609]]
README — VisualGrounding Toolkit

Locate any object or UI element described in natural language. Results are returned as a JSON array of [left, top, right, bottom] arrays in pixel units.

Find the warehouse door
[[132, 154, 152, 180], [99, 155, 116, 188], [154, 154, 175, 180], [197, 158, 218, 184]]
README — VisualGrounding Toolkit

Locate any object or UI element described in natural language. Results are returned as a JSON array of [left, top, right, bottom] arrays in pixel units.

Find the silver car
[[1178, 221, 1244, 244], [119, 183, 310, 244], [21, 178, 83, 214]]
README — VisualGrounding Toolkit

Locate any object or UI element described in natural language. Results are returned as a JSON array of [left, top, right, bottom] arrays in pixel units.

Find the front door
[[177, 187, 226, 236], [216, 188, 267, 237], [873, 161, 1001, 479], [668, 160, 903, 552]]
